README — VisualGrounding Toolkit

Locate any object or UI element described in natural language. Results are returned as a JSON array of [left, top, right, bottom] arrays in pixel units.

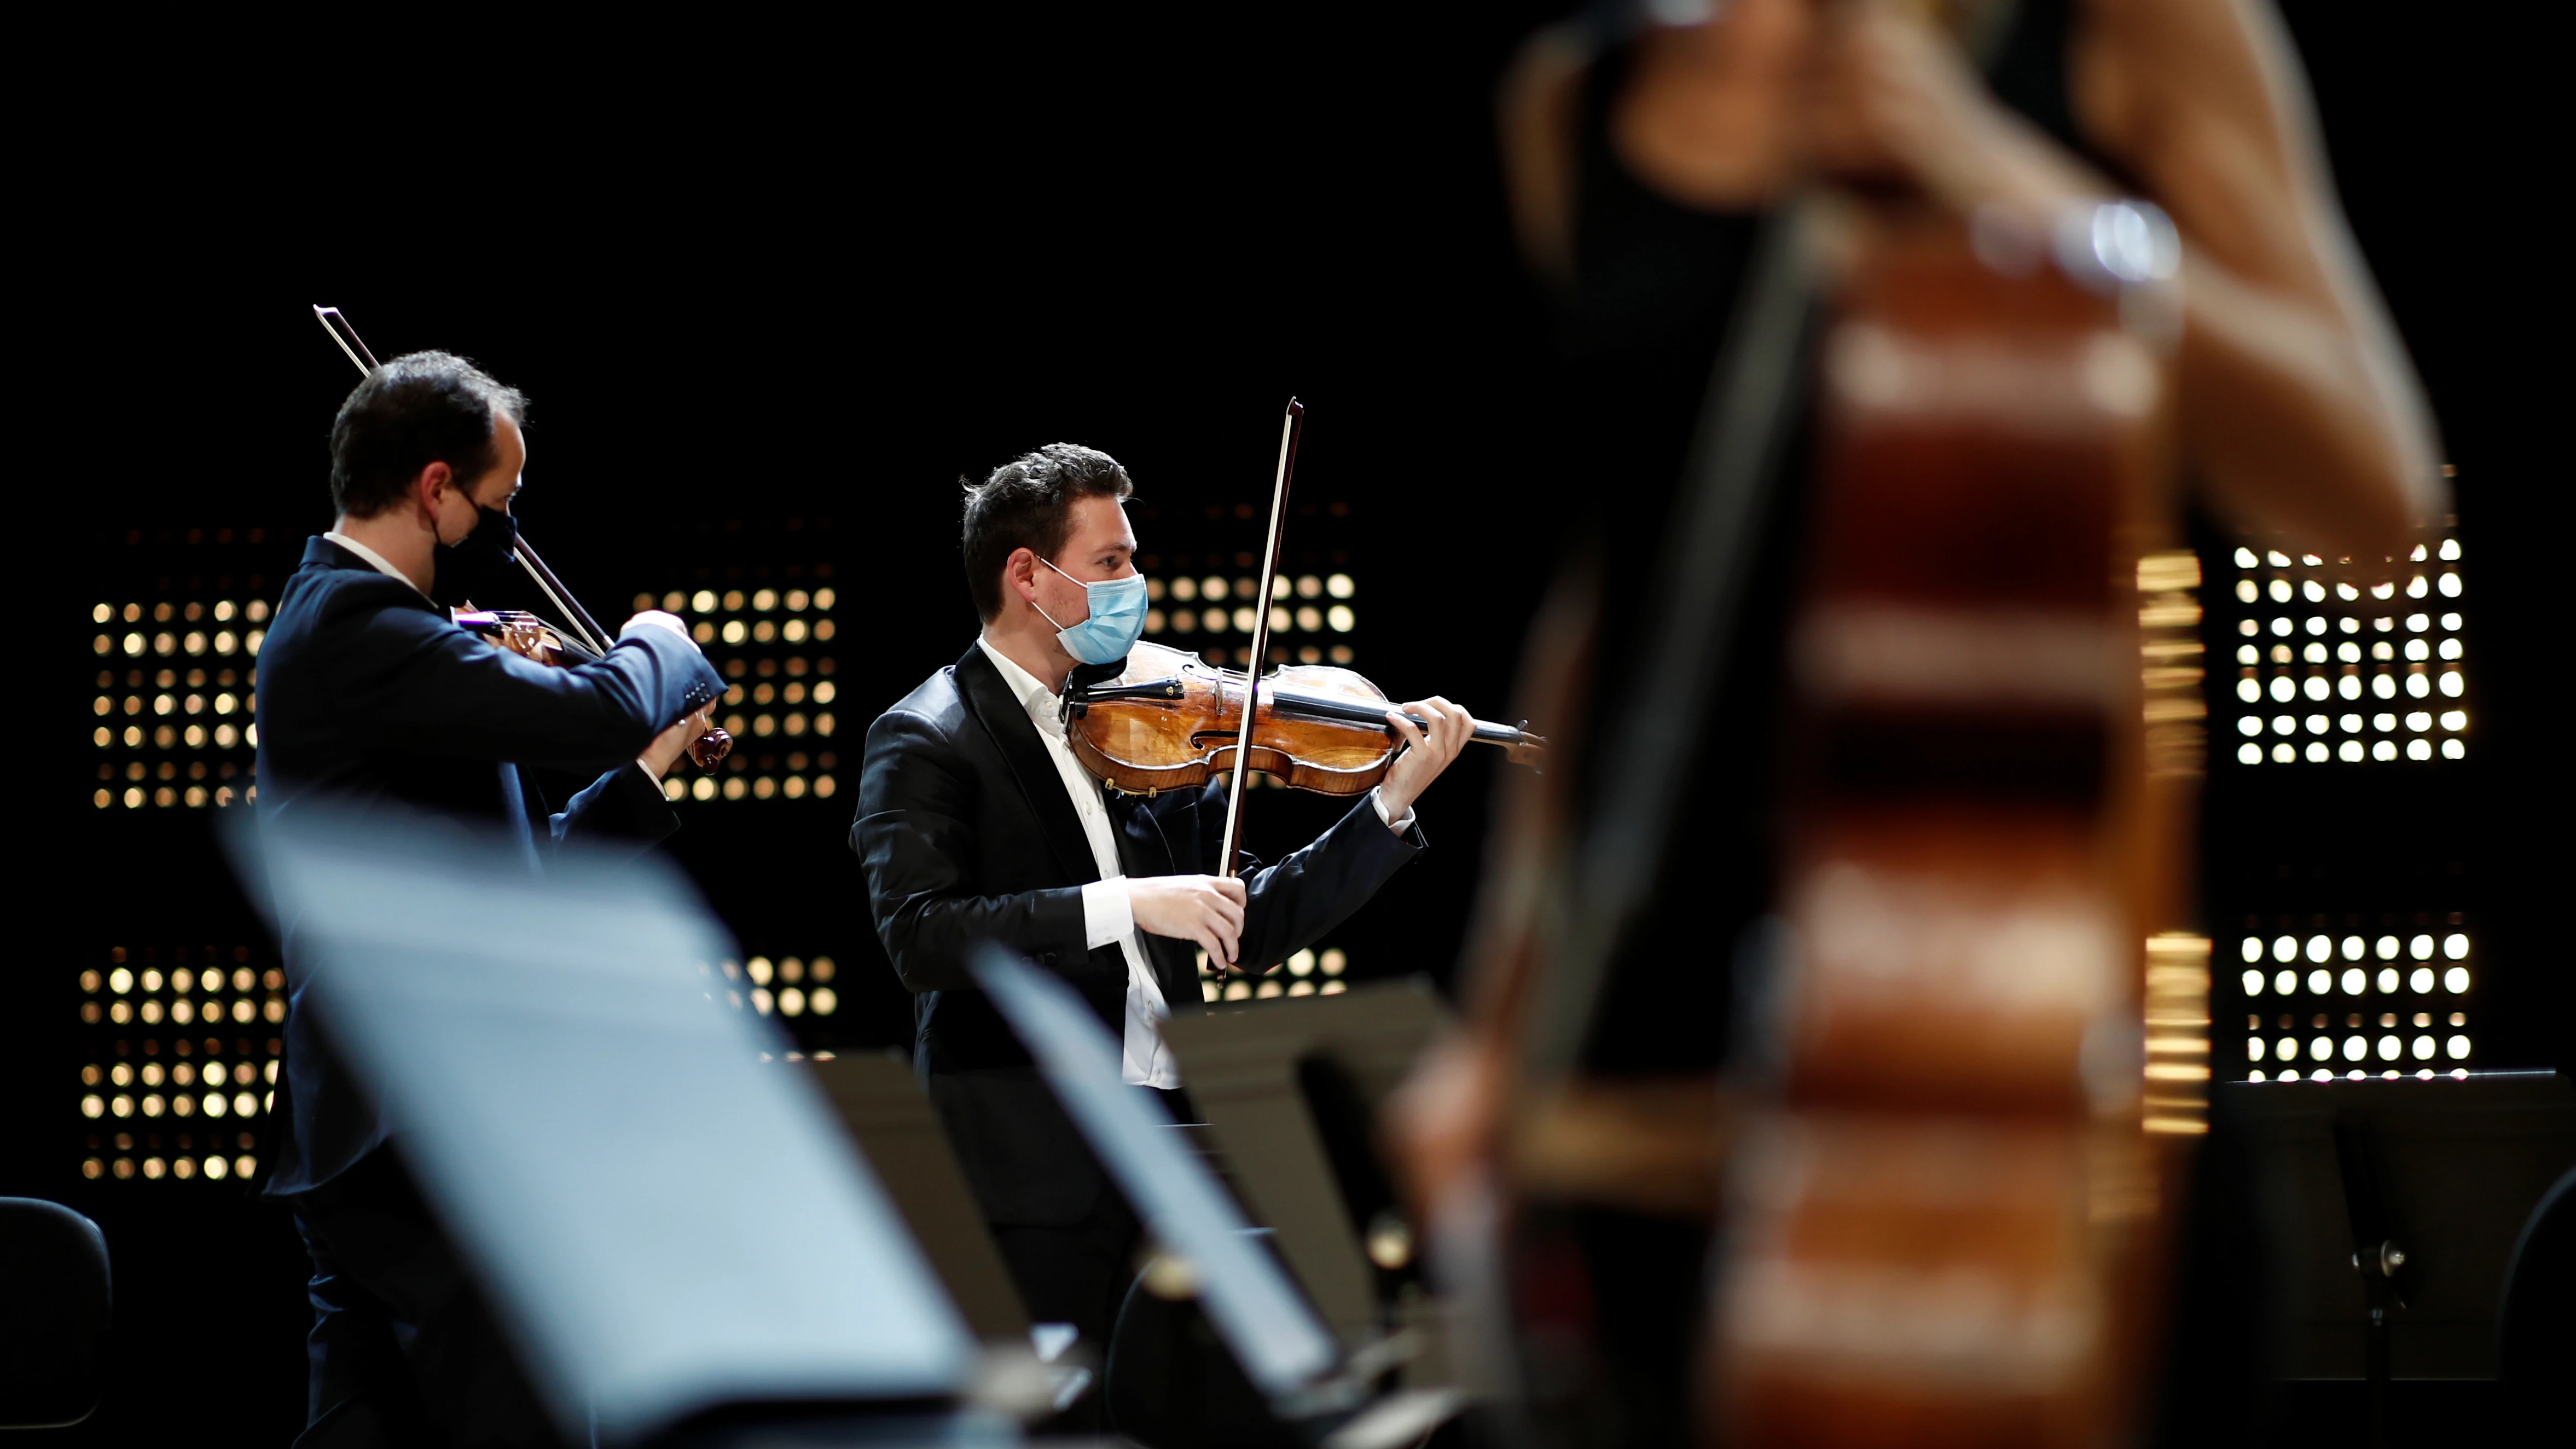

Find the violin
[[1064, 639, 1546, 797], [1063, 399, 1542, 870], [314, 307, 732, 773], [451, 610, 585, 667], [449, 609, 730, 769]]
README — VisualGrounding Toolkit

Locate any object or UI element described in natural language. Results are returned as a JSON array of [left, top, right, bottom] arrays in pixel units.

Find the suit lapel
[[1118, 798, 1207, 1008], [954, 645, 1101, 888]]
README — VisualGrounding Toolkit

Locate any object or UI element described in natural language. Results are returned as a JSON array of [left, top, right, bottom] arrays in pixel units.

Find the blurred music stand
[[230, 809, 983, 1448], [969, 947, 1461, 1449], [809, 1053, 1031, 1343], [1161, 981, 1449, 1352], [2225, 1072, 2576, 1436]]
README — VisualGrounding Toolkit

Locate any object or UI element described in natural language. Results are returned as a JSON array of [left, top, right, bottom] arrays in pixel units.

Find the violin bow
[[311, 305, 618, 658], [1216, 397, 1304, 890]]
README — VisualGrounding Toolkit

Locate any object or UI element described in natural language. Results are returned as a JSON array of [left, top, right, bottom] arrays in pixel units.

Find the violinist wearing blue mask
[[1028, 553, 1151, 666], [853, 443, 1471, 1400]]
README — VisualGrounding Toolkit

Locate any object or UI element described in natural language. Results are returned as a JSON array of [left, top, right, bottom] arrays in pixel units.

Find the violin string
[[1263, 687, 1519, 743]]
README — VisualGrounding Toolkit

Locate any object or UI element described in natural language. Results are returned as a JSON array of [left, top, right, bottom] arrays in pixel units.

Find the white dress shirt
[[322, 531, 427, 598], [976, 637, 1180, 1086], [973, 637, 1415, 1088]]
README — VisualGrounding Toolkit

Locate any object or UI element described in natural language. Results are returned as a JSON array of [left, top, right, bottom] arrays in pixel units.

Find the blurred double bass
[[1706, 198, 2186, 1446], [1396, 31, 2198, 1449]]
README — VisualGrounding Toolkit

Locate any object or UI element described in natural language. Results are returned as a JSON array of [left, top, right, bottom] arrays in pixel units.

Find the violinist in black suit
[[852, 443, 1473, 1370], [255, 352, 722, 1449]]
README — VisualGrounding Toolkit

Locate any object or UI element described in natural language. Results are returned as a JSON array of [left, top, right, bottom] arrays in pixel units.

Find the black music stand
[[969, 947, 1462, 1449], [1160, 981, 1450, 1353], [2224, 1073, 2576, 1440], [230, 809, 982, 1447], [810, 1052, 1030, 1343]]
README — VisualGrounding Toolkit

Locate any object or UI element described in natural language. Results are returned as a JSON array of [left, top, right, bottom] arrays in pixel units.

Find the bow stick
[[311, 305, 616, 658], [1216, 397, 1304, 887]]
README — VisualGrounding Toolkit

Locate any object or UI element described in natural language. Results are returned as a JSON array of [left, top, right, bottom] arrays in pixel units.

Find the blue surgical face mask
[[1034, 557, 1148, 665]]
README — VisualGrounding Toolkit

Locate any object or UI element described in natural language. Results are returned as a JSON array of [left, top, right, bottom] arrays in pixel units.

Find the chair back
[[0, 1197, 112, 1429]]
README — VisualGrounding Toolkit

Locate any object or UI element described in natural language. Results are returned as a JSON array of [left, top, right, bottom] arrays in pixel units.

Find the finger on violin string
[[1437, 698, 1476, 752]]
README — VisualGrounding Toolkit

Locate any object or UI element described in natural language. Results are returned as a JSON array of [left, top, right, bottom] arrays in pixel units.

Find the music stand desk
[[2224, 1071, 2576, 1380]]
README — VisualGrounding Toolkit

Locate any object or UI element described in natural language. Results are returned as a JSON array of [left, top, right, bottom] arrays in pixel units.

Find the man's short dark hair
[[328, 351, 528, 519], [961, 443, 1135, 622]]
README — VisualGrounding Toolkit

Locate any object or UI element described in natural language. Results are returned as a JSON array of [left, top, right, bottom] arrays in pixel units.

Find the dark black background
[[13, 5, 2557, 1444]]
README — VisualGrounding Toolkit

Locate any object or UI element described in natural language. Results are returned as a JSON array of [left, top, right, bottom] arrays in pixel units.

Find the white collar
[[974, 635, 1063, 728], [322, 531, 431, 601]]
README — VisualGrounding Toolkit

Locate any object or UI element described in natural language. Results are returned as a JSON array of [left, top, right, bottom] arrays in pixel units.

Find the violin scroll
[[686, 721, 734, 769]]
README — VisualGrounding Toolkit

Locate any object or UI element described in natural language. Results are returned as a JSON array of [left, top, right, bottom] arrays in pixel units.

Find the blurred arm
[[2076, 0, 2447, 557], [1811, 0, 2449, 555], [1498, 0, 2449, 559]]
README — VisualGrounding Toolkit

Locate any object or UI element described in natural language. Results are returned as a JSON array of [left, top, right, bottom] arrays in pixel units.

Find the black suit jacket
[[853, 644, 1424, 1226], [254, 537, 723, 1196]]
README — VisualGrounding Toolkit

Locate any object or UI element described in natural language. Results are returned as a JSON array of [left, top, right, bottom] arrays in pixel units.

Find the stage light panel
[[2143, 934, 2214, 1135], [641, 575, 837, 805], [2233, 917, 2475, 1082], [2224, 530, 2468, 766], [88, 593, 268, 809], [1197, 943, 1354, 1001], [2136, 552, 2209, 778], [1139, 518, 1360, 669], [85, 560, 833, 812], [79, 943, 285, 1184], [698, 954, 842, 1040]]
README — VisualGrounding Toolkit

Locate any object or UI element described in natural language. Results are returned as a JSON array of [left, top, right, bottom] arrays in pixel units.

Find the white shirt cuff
[[1082, 878, 1135, 950], [635, 756, 663, 787], [1369, 786, 1417, 834]]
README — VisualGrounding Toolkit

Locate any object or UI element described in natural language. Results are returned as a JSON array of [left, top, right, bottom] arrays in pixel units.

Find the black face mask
[[431, 506, 520, 610]]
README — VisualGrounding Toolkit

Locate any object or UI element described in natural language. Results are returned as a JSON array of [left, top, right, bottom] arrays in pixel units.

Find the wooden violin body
[[454, 609, 582, 668], [1064, 640, 1544, 797], [456, 608, 734, 770]]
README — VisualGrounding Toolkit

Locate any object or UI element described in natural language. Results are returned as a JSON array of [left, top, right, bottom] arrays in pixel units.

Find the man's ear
[[1004, 546, 1040, 606], [413, 461, 456, 519]]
